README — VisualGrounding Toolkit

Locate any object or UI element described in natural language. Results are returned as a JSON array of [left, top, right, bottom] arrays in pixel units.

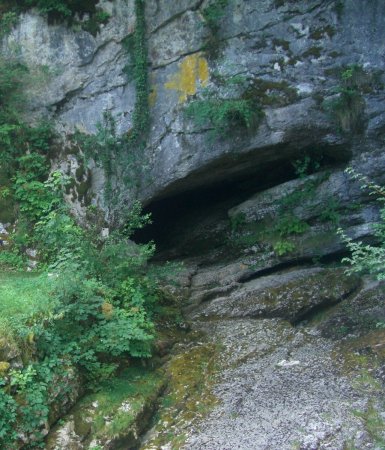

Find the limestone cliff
[[2, 0, 385, 222]]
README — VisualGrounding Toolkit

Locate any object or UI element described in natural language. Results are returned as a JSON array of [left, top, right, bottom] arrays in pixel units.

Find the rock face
[[2, 0, 385, 214], [189, 267, 361, 322]]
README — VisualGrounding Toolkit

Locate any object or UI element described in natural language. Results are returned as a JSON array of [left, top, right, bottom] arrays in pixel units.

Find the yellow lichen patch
[[101, 302, 114, 318], [165, 53, 209, 103], [0, 361, 10, 376]]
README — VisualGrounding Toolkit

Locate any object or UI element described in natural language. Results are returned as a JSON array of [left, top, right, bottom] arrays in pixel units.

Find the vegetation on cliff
[[339, 168, 385, 280], [0, 0, 110, 34], [0, 4, 166, 446]]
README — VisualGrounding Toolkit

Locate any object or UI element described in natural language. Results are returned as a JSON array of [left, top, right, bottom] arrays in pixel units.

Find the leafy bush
[[273, 214, 309, 237], [3, 0, 97, 20], [0, 0, 110, 33], [0, 202, 160, 447], [339, 168, 385, 279], [0, 11, 18, 37], [0, 388, 18, 445], [273, 240, 295, 256], [202, 0, 229, 33], [0, 250, 25, 270]]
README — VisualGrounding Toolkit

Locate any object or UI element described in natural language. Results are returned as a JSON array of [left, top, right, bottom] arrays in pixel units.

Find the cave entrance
[[133, 145, 350, 260]]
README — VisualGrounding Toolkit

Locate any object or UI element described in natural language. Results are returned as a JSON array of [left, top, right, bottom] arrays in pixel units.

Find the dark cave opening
[[133, 145, 351, 259]]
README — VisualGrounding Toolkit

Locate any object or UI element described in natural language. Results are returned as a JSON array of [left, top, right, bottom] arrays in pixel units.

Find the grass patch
[[0, 272, 55, 340]]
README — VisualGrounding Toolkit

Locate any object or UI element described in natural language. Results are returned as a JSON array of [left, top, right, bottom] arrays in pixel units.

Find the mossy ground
[[142, 340, 221, 449], [333, 330, 385, 448]]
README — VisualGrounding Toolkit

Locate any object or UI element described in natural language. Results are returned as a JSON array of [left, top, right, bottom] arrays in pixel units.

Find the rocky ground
[[141, 263, 385, 450]]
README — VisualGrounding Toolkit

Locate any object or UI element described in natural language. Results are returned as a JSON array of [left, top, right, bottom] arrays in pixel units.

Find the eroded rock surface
[[190, 267, 360, 322]]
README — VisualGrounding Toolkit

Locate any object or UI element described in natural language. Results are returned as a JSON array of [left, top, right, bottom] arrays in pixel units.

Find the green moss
[[75, 165, 85, 182], [47, 365, 166, 448], [274, 0, 300, 7], [272, 38, 290, 51], [334, 0, 344, 19], [201, 0, 230, 59], [329, 51, 342, 58], [353, 402, 385, 447], [142, 343, 220, 449], [310, 26, 336, 40], [334, 331, 385, 448], [0, 361, 10, 376], [243, 78, 298, 107], [302, 46, 323, 59]]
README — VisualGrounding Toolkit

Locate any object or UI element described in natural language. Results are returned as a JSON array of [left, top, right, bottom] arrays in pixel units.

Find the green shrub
[[1, 0, 110, 33], [0, 25, 165, 447], [323, 64, 369, 133], [7, 0, 97, 20], [0, 388, 18, 446], [0, 250, 25, 270], [202, 0, 229, 33], [273, 240, 295, 256], [338, 168, 385, 279], [0, 11, 18, 37], [273, 214, 309, 237], [230, 212, 246, 233], [185, 97, 261, 140]]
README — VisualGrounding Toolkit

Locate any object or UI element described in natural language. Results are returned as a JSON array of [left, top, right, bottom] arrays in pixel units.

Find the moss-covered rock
[[141, 341, 220, 449], [46, 366, 166, 450], [191, 267, 361, 323], [319, 281, 385, 339]]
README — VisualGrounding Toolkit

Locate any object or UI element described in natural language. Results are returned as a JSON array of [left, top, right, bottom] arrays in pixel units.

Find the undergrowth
[[0, 7, 169, 447], [339, 168, 385, 280], [322, 64, 383, 133]]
